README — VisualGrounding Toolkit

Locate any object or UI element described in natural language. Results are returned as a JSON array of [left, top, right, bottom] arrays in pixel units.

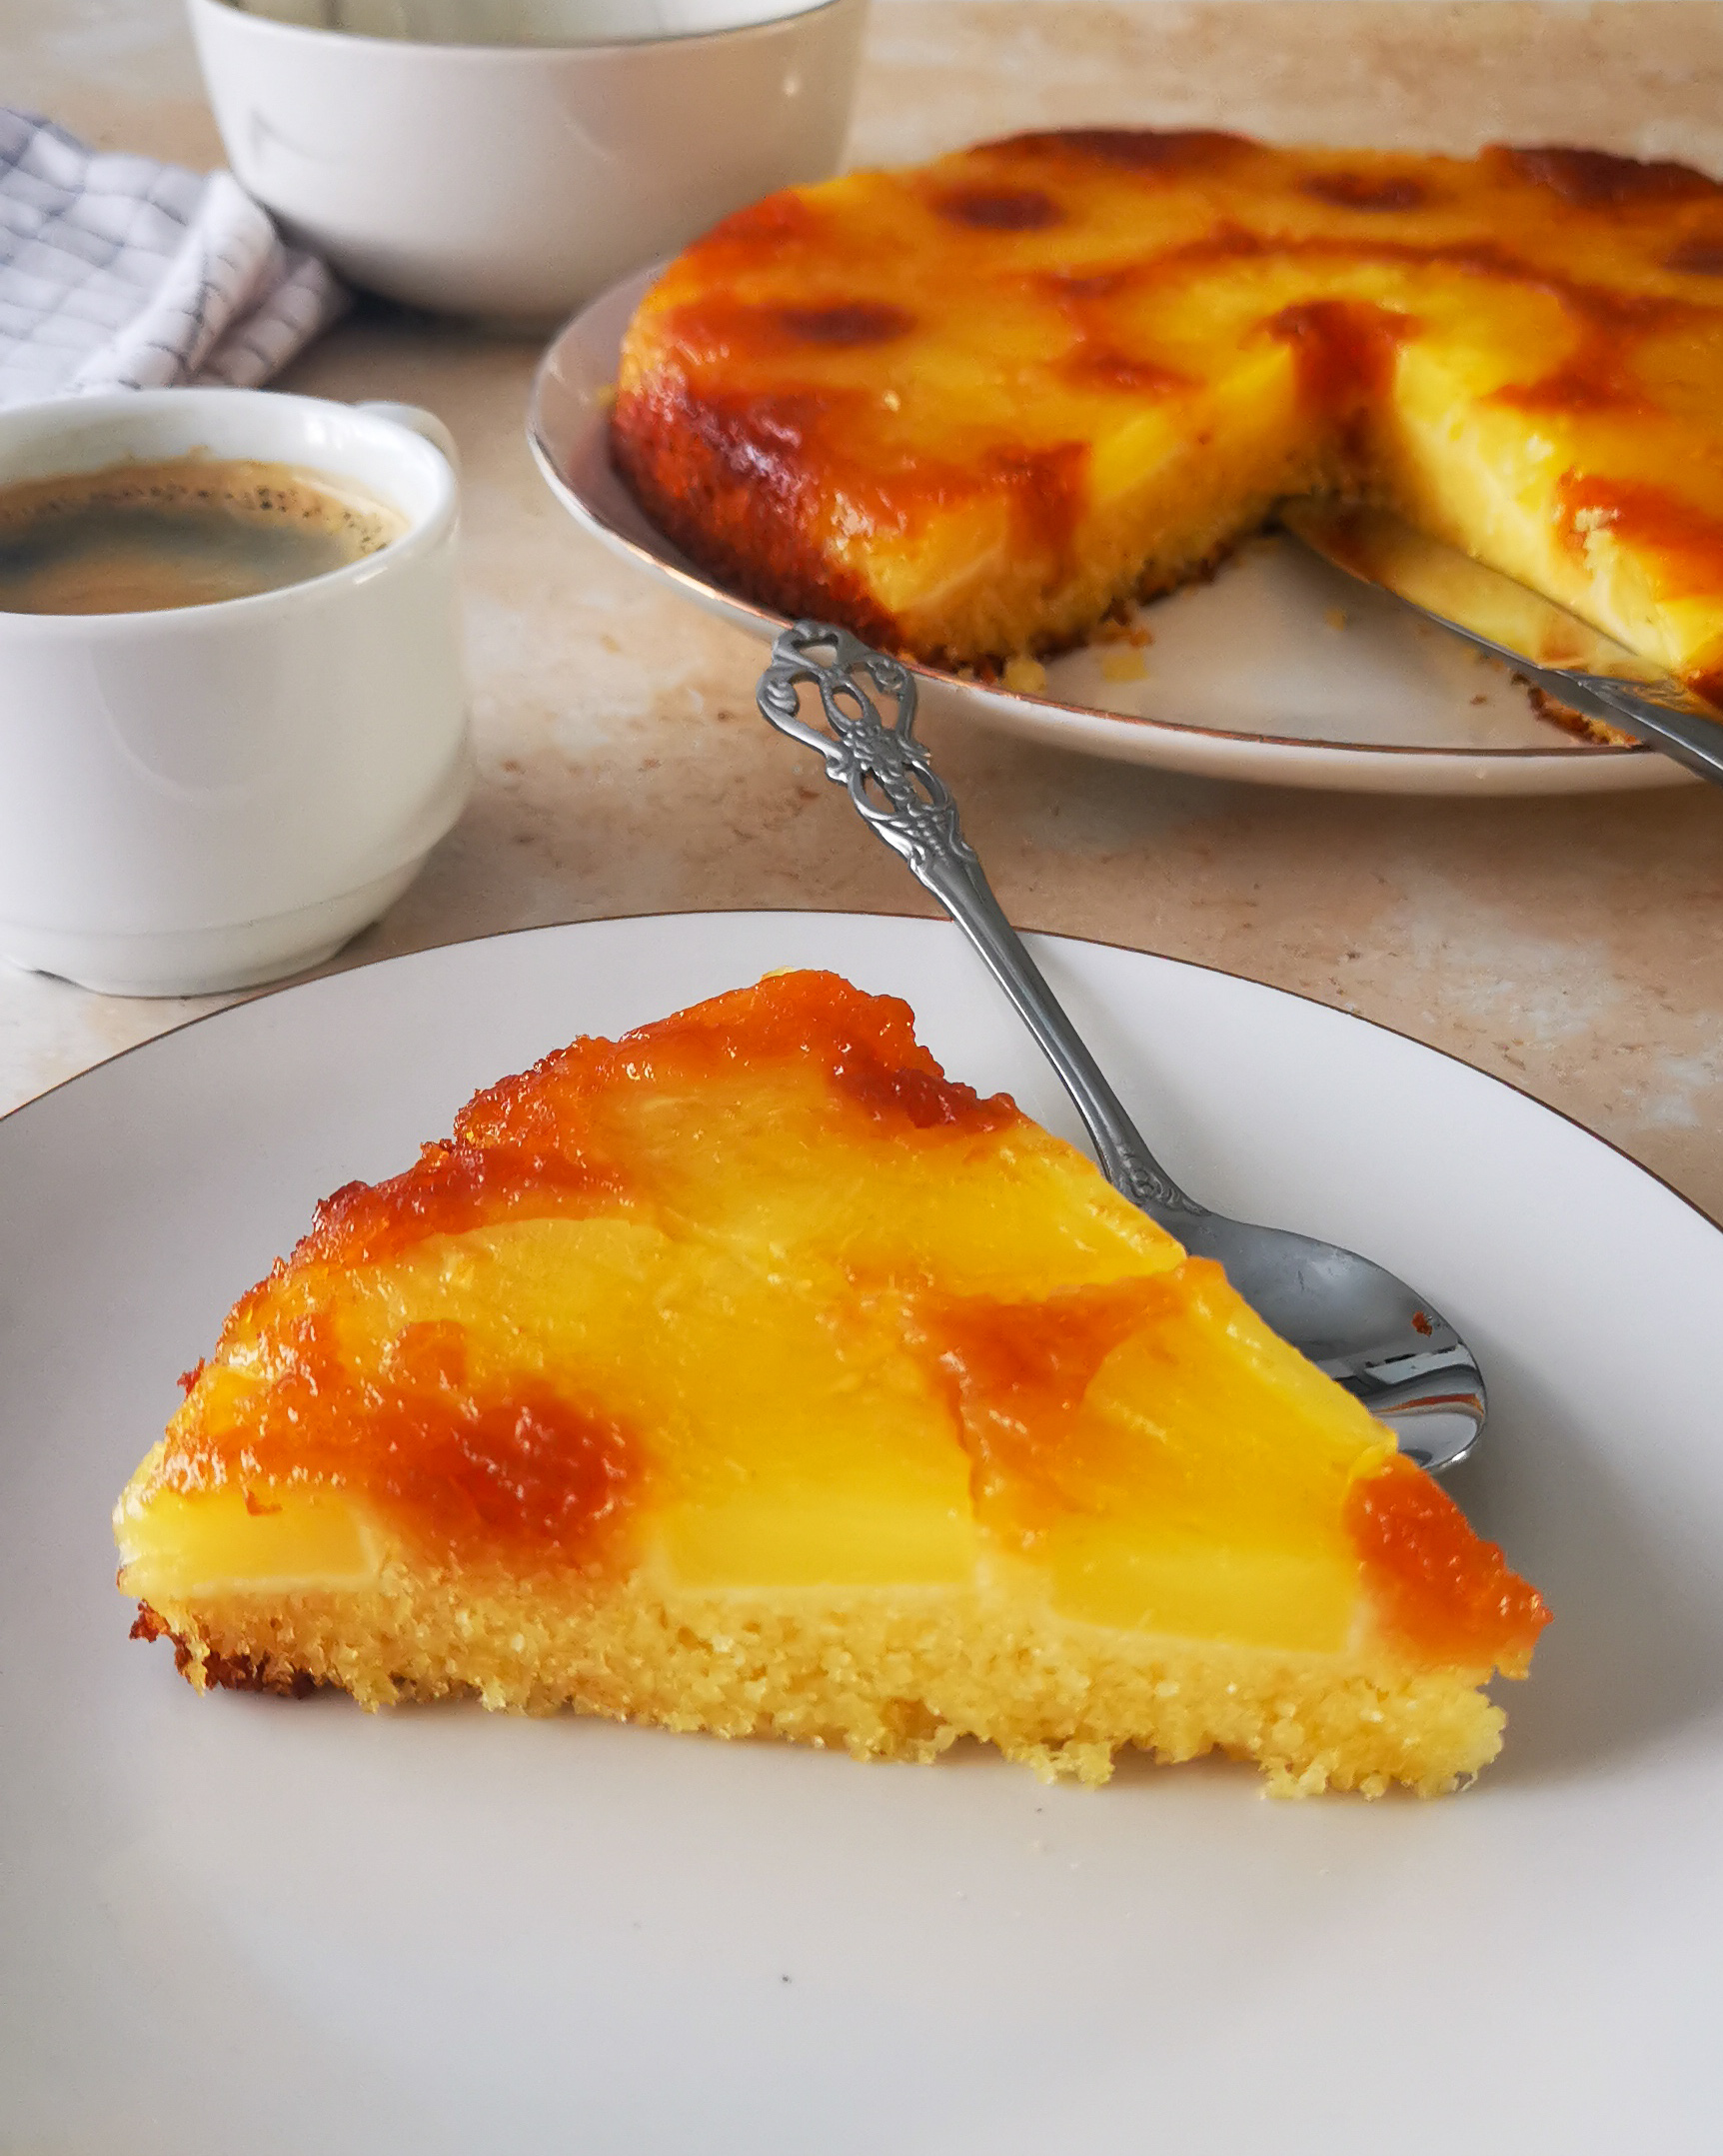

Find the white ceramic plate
[[530, 272, 1690, 798], [4, 911, 1721, 2151]]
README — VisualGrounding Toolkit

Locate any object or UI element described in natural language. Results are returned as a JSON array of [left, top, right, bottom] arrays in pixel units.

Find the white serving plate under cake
[[3, 911, 1722, 2148], [531, 269, 1695, 797]]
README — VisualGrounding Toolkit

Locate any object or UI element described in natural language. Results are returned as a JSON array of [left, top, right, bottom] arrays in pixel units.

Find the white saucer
[[4, 912, 1721, 2149], [530, 272, 1690, 798]]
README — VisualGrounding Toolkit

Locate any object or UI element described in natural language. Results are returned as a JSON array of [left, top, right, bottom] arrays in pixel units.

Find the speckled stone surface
[[4, 1, 1722, 1221]]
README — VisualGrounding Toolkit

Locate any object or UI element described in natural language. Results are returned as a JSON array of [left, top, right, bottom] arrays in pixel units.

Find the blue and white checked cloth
[[0, 110, 346, 409]]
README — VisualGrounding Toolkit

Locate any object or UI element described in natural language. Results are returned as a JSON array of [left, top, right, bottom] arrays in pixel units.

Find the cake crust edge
[[126, 1577, 1510, 1801]]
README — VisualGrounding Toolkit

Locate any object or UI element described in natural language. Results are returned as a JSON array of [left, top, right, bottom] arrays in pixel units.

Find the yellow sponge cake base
[[134, 1566, 1505, 1798]]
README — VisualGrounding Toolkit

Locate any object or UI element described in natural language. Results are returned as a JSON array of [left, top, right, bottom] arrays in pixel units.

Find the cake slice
[[614, 130, 1723, 699], [115, 971, 1547, 1795]]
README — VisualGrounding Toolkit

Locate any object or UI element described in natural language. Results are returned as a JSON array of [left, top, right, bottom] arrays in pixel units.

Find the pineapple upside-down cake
[[613, 129, 1723, 697], [116, 972, 1548, 1796]]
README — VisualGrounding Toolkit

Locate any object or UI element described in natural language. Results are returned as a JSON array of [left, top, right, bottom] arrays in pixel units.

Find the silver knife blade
[[1279, 498, 1723, 787]]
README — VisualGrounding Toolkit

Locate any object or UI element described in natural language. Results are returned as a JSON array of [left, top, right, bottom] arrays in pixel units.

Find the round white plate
[[4, 911, 1721, 2152], [531, 272, 1689, 798]]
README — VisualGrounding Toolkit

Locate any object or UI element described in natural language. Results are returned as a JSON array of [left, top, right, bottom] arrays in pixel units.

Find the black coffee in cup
[[0, 456, 406, 615]]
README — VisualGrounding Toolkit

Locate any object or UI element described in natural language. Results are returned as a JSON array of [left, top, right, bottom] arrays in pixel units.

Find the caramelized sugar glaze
[[134, 972, 1546, 1675], [613, 131, 1723, 694]]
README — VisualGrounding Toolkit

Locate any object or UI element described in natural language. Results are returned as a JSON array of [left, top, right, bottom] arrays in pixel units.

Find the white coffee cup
[[0, 388, 471, 998]]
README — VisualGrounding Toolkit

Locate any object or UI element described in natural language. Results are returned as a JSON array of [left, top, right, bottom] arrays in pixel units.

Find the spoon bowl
[[1177, 1211, 1483, 1470], [756, 620, 1486, 1470]]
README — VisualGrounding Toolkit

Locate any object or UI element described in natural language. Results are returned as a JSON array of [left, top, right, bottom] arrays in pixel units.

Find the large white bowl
[[187, 0, 868, 321]]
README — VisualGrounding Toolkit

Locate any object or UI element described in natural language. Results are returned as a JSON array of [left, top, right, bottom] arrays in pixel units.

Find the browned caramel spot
[[701, 190, 820, 253], [1268, 298, 1414, 408], [1035, 262, 1147, 310], [645, 296, 910, 374], [650, 971, 1015, 1135], [1558, 473, 1723, 596], [385, 1380, 636, 1563], [1347, 1455, 1550, 1671], [984, 439, 1090, 562], [311, 1147, 625, 1267], [779, 303, 914, 347], [828, 1048, 1013, 1132], [915, 1278, 1166, 1534], [1491, 338, 1652, 417], [1004, 127, 1249, 176], [1666, 236, 1723, 274], [1497, 144, 1717, 208], [165, 1303, 643, 1568], [1059, 345, 1190, 396], [936, 186, 1063, 231], [1302, 171, 1427, 212]]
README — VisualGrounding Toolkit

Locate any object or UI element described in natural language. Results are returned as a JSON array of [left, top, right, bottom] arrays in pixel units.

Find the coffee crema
[[0, 457, 407, 616]]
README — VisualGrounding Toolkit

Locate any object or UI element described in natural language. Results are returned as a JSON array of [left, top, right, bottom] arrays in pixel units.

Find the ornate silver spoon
[[757, 620, 1485, 1471]]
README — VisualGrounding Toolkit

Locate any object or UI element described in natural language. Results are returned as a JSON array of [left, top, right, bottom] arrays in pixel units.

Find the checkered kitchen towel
[[0, 109, 346, 409]]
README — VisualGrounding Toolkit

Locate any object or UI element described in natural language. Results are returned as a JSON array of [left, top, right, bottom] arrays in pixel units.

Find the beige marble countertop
[[5, 0, 1723, 1222]]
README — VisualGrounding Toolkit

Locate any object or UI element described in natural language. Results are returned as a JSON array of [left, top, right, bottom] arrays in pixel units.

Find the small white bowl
[[187, 0, 869, 322]]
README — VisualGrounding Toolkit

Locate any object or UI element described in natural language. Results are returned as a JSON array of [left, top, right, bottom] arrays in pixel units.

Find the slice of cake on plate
[[115, 971, 1547, 1795], [613, 129, 1723, 702]]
